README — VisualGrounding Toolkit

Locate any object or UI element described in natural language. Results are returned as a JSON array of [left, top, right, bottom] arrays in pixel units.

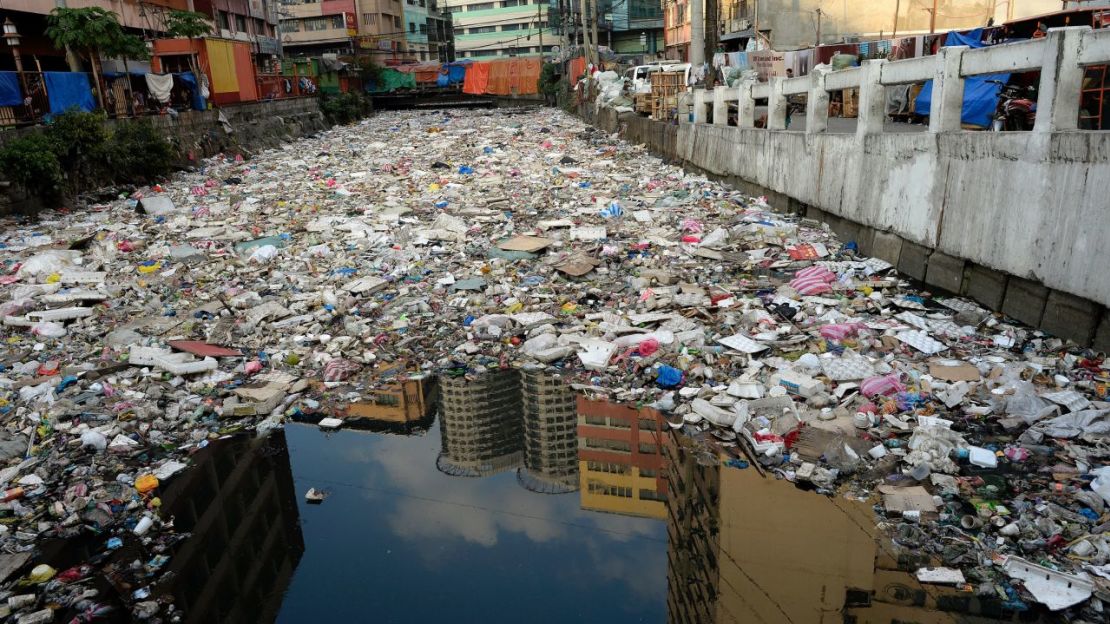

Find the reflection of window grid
[[588, 481, 632, 497]]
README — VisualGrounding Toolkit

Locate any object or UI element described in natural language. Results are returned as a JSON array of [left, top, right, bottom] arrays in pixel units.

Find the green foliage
[[46, 110, 109, 172], [106, 33, 151, 62], [539, 62, 561, 96], [319, 92, 372, 125], [359, 63, 386, 86], [164, 10, 213, 40], [106, 122, 178, 183], [0, 111, 180, 202], [0, 134, 64, 199], [44, 8, 127, 60]]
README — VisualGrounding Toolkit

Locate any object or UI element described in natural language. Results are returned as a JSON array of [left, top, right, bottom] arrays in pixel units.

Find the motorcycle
[[988, 80, 1037, 131]]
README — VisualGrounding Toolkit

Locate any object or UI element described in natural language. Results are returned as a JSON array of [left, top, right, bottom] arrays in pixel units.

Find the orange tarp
[[485, 58, 541, 95], [395, 62, 443, 83], [568, 56, 587, 81], [462, 62, 490, 95]]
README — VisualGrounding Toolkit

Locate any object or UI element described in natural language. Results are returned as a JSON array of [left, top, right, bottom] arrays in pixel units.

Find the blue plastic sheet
[[446, 63, 467, 84], [173, 72, 207, 111], [0, 72, 21, 106], [44, 72, 95, 114], [656, 365, 684, 388], [914, 29, 1007, 128]]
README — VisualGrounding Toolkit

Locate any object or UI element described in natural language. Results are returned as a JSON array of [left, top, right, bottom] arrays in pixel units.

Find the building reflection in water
[[156, 431, 304, 624], [436, 369, 587, 495], [577, 398, 669, 519], [663, 431, 1042, 624]]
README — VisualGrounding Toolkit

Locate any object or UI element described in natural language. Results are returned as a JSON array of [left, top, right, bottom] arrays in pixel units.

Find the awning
[[720, 29, 753, 42]]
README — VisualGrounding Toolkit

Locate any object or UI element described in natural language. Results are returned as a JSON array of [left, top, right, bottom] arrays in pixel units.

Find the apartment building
[[444, 0, 552, 58], [577, 398, 668, 519], [666, 0, 1061, 59]]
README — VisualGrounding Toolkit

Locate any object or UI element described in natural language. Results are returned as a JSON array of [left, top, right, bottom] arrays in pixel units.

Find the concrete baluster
[[1034, 26, 1089, 133], [737, 80, 756, 128], [806, 73, 830, 134], [856, 60, 887, 137], [692, 88, 709, 124], [929, 46, 967, 133], [767, 78, 788, 130], [712, 86, 729, 126]]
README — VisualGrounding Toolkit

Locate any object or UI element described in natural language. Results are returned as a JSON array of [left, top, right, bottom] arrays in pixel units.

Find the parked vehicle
[[989, 80, 1037, 131]]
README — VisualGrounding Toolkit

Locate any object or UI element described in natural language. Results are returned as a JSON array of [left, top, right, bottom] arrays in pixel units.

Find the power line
[[296, 473, 669, 543]]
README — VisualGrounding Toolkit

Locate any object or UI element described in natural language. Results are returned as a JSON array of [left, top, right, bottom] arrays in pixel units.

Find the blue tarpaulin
[[914, 29, 1009, 128], [446, 63, 468, 85], [173, 72, 207, 111], [44, 72, 95, 114], [0, 72, 21, 106]]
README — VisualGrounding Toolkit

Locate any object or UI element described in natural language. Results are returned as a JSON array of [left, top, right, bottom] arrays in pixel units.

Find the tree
[[44, 7, 131, 111], [104, 34, 150, 116], [164, 10, 213, 80]]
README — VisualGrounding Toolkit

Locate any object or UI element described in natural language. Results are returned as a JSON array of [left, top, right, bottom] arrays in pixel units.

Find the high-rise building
[[158, 431, 304, 623], [662, 429, 1019, 624], [597, 0, 664, 55], [444, 0, 553, 58], [577, 397, 669, 519], [437, 370, 525, 477], [519, 369, 579, 493]]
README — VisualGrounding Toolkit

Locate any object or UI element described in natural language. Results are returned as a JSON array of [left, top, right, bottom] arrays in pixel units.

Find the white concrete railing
[[696, 26, 1110, 135]]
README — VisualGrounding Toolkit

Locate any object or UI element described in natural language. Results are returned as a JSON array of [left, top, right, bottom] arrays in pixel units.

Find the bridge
[[585, 26, 1110, 350]]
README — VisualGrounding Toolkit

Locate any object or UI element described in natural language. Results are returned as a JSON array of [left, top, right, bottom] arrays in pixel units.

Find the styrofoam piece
[[895, 330, 948, 354], [58, 270, 106, 284], [2, 316, 34, 327], [967, 445, 998, 468], [577, 340, 617, 371], [138, 194, 177, 216], [155, 353, 218, 375], [915, 567, 965, 584], [128, 346, 167, 367], [41, 290, 108, 304], [1002, 556, 1094, 610], [27, 307, 94, 322], [342, 276, 388, 294], [717, 333, 768, 354], [318, 417, 344, 429]]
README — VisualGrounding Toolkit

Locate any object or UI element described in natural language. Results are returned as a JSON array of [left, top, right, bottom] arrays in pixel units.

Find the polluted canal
[[0, 107, 1107, 623]]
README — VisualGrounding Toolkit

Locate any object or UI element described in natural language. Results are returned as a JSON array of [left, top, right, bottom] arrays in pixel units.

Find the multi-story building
[[159, 431, 304, 623], [445, 0, 552, 58], [663, 429, 1017, 624], [427, 0, 456, 61], [519, 369, 579, 493], [665, 0, 1062, 59], [401, 0, 433, 59], [279, 0, 358, 56], [599, 0, 664, 55], [577, 398, 668, 519], [437, 370, 525, 477]]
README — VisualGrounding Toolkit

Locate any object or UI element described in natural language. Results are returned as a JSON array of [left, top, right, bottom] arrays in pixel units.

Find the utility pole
[[579, 0, 592, 66], [929, 0, 938, 34], [690, 0, 705, 65], [537, 1, 544, 57], [815, 8, 823, 45], [590, 0, 599, 63], [892, 0, 900, 38]]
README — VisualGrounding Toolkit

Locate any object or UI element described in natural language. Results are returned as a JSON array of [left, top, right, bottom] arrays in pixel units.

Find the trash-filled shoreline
[[0, 107, 1108, 621]]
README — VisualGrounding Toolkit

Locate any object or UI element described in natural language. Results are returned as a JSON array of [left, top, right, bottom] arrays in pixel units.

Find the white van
[[625, 61, 670, 94]]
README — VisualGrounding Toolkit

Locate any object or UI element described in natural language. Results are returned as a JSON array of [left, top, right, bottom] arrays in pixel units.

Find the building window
[[447, 5, 463, 12], [235, 14, 247, 32], [217, 11, 230, 30], [501, 0, 520, 6], [677, 3, 686, 24], [640, 489, 667, 502], [469, 25, 496, 33], [468, 2, 495, 10], [419, 23, 428, 33], [410, 21, 416, 32], [362, 13, 376, 25], [394, 15, 402, 27], [280, 20, 301, 32], [584, 438, 631, 453], [588, 481, 632, 497], [471, 49, 498, 56], [501, 23, 519, 31]]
